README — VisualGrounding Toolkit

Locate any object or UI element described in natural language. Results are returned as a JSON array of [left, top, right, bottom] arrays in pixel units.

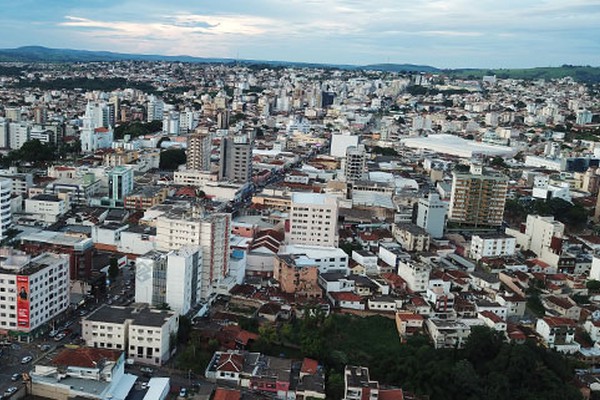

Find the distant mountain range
[[0, 46, 440, 73], [1, 46, 599, 82]]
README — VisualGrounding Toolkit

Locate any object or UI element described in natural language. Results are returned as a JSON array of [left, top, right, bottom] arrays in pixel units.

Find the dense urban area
[[0, 60, 599, 400]]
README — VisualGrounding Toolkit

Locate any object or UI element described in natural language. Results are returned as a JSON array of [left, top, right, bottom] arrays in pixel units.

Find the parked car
[[4, 387, 17, 396], [140, 367, 154, 375], [49, 330, 58, 338], [179, 387, 187, 398], [21, 355, 33, 364], [11, 373, 21, 381], [54, 332, 66, 342]]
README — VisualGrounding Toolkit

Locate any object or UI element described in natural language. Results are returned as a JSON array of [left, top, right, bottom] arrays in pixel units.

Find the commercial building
[[135, 247, 202, 314], [342, 145, 368, 183], [0, 251, 70, 338], [416, 193, 448, 238], [25, 194, 67, 223], [449, 163, 508, 227], [82, 305, 178, 366], [330, 134, 359, 158], [288, 193, 338, 247], [392, 223, 431, 252], [108, 166, 134, 205], [274, 254, 322, 298], [279, 245, 349, 275], [396, 259, 430, 292]]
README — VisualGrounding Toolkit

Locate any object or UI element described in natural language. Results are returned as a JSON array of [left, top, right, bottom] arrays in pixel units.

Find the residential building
[[274, 254, 322, 298], [0, 178, 12, 240], [343, 145, 368, 183], [0, 251, 69, 338], [449, 163, 508, 227], [506, 214, 564, 257], [186, 131, 212, 171], [343, 365, 379, 400], [469, 234, 516, 261], [535, 316, 580, 354], [124, 187, 169, 210], [0, 168, 34, 196], [392, 223, 431, 252], [330, 134, 359, 158], [416, 193, 448, 238], [288, 193, 338, 247], [135, 247, 202, 314], [397, 259, 430, 292], [279, 245, 348, 275], [219, 134, 253, 183], [425, 319, 471, 349]]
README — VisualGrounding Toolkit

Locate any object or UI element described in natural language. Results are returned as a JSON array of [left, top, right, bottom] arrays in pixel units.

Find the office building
[[108, 166, 134, 204], [186, 131, 212, 172], [0, 251, 70, 336], [288, 193, 338, 247], [135, 247, 201, 314], [416, 193, 448, 238], [449, 163, 508, 227], [219, 134, 253, 183], [25, 194, 67, 223]]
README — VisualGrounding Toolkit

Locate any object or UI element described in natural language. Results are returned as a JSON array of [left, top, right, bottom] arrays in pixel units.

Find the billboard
[[16, 275, 30, 330]]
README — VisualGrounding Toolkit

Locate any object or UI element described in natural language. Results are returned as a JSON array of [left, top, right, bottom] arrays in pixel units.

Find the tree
[[587, 280, 600, 292], [178, 316, 192, 344], [108, 257, 119, 281], [159, 148, 186, 170]]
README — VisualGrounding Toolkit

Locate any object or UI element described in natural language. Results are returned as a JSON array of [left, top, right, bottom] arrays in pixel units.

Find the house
[[329, 292, 365, 310], [296, 358, 326, 399], [425, 319, 471, 349], [543, 295, 581, 321], [478, 310, 507, 332], [535, 316, 580, 354], [395, 312, 425, 340]]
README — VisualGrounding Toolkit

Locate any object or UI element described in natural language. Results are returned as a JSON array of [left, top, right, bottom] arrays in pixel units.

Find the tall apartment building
[[135, 247, 201, 314], [218, 134, 253, 183], [81, 304, 178, 366], [155, 209, 231, 300], [186, 131, 212, 172], [288, 193, 338, 247], [343, 145, 368, 183], [0, 251, 70, 336], [416, 193, 448, 238], [147, 96, 165, 122], [396, 259, 430, 292], [449, 163, 508, 227], [0, 178, 12, 240]]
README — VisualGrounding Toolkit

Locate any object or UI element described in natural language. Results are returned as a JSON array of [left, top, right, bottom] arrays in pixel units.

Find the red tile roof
[[301, 358, 319, 375], [213, 388, 241, 400], [217, 352, 244, 373], [52, 348, 121, 369], [331, 292, 362, 302], [543, 316, 577, 327]]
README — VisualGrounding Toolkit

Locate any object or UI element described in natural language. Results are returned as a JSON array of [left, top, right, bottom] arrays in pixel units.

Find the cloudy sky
[[1, 0, 599, 68]]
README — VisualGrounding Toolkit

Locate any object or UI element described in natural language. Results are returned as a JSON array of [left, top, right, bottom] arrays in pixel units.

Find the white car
[[21, 355, 33, 364], [4, 386, 18, 396], [54, 332, 67, 342]]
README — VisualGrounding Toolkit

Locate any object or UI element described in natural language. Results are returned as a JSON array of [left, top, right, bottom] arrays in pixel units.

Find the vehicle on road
[[179, 387, 187, 398], [49, 330, 59, 338], [141, 382, 149, 390], [54, 332, 66, 341], [11, 373, 21, 381], [21, 356, 33, 364], [140, 367, 154, 375], [4, 386, 18, 397]]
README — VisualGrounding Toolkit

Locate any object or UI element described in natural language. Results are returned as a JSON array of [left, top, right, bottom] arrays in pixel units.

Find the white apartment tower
[[218, 134, 253, 183], [135, 247, 202, 314], [416, 193, 448, 239], [0, 178, 12, 240], [288, 193, 338, 247]]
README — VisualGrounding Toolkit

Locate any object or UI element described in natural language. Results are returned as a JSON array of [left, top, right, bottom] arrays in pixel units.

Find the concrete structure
[[25, 194, 67, 223], [0, 251, 69, 337], [186, 131, 212, 171], [416, 193, 448, 238], [108, 166, 134, 205], [274, 254, 322, 298], [505, 215, 564, 259], [330, 134, 359, 158], [425, 319, 471, 349], [279, 245, 349, 275], [0, 178, 12, 240], [392, 223, 431, 252], [535, 316, 580, 354], [288, 193, 338, 247], [396, 259, 430, 292], [135, 247, 202, 314], [449, 163, 508, 227], [469, 234, 516, 261], [343, 145, 368, 183], [219, 134, 253, 183]]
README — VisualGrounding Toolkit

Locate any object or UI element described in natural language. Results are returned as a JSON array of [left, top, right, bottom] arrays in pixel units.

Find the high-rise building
[[288, 193, 338, 247], [155, 209, 231, 300], [449, 163, 508, 227], [147, 96, 164, 122], [4, 107, 21, 122], [108, 166, 134, 204], [416, 193, 448, 239], [8, 122, 30, 150], [218, 134, 253, 183], [0, 250, 70, 336], [135, 247, 202, 314], [162, 111, 180, 135], [216, 110, 230, 129], [186, 131, 212, 172], [0, 178, 12, 240], [343, 145, 368, 183]]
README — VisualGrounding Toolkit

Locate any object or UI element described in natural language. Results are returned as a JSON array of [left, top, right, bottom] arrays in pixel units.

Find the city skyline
[[1, 0, 599, 69]]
